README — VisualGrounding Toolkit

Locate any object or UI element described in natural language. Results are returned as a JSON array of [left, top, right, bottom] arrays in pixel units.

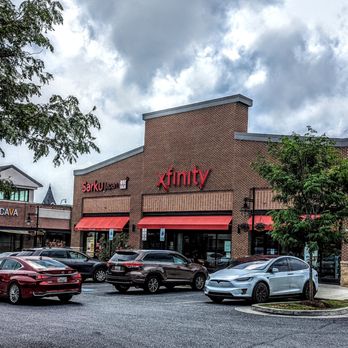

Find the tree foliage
[[253, 127, 348, 300], [0, 0, 100, 171], [253, 127, 348, 254]]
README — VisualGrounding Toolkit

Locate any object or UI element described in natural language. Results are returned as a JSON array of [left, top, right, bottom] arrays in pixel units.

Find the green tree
[[253, 127, 348, 301], [0, 0, 100, 190]]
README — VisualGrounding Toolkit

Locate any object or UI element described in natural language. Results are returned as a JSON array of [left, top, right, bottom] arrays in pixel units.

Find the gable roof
[[0, 165, 42, 188]]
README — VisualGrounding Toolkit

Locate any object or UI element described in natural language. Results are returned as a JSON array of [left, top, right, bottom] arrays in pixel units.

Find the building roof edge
[[234, 132, 348, 147], [143, 94, 253, 120], [74, 146, 144, 176]]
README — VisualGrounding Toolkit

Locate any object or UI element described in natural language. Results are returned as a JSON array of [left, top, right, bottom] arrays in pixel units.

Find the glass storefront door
[[142, 229, 232, 271]]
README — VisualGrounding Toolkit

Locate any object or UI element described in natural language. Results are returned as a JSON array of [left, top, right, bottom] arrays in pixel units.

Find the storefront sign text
[[82, 177, 129, 193], [157, 166, 211, 192], [0, 207, 18, 217]]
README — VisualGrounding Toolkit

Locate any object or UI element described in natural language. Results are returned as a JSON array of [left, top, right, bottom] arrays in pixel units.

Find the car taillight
[[121, 261, 144, 269], [36, 274, 49, 280], [72, 273, 82, 280]]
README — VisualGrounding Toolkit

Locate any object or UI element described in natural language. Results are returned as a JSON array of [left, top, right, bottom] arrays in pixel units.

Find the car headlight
[[235, 277, 253, 282], [206, 275, 211, 281]]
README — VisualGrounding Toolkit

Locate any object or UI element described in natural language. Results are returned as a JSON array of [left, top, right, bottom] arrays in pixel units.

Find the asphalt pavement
[[1, 282, 348, 348]]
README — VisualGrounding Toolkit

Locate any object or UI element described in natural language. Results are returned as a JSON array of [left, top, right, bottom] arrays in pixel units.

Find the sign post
[[109, 229, 114, 259], [160, 228, 166, 242]]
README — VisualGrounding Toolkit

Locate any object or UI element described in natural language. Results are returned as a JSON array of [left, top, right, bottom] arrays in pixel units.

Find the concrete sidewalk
[[316, 283, 348, 300]]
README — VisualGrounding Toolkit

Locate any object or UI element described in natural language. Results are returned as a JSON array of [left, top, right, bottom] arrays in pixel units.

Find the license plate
[[113, 266, 123, 271], [57, 277, 67, 283]]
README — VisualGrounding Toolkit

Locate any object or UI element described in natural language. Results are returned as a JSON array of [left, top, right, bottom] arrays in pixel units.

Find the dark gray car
[[17, 248, 107, 282], [106, 250, 208, 294]]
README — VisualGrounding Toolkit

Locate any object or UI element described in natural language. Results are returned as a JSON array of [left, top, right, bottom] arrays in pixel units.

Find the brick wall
[[143, 191, 233, 212], [71, 152, 144, 249]]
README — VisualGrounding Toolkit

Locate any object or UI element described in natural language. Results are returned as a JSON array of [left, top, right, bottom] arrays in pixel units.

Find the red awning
[[137, 216, 232, 230], [248, 215, 273, 231], [75, 216, 129, 231], [248, 214, 320, 231]]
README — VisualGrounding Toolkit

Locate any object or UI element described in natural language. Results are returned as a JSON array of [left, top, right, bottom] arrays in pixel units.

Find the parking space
[[0, 282, 347, 348]]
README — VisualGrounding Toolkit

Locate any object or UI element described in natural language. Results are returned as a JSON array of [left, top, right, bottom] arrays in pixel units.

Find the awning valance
[[137, 216, 232, 230], [248, 216, 273, 231], [75, 216, 129, 231]]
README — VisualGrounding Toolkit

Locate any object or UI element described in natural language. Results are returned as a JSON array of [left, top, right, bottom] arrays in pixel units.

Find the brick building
[[0, 165, 72, 251], [71, 95, 348, 285]]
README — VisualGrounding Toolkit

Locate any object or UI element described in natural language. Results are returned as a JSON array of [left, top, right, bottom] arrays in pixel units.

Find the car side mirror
[[271, 267, 279, 273]]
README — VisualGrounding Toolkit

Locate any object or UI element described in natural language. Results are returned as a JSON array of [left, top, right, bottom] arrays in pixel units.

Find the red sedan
[[0, 256, 82, 304]]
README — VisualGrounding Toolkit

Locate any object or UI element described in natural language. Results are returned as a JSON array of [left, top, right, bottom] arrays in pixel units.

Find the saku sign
[[157, 165, 211, 192], [0, 207, 18, 217], [82, 177, 129, 193]]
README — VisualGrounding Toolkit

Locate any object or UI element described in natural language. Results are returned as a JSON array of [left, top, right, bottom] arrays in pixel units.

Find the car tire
[[302, 281, 317, 300], [93, 268, 107, 283], [115, 285, 130, 293], [252, 282, 269, 303], [208, 296, 224, 304], [192, 273, 206, 291], [144, 275, 161, 294], [8, 282, 21, 305], [58, 294, 73, 303]]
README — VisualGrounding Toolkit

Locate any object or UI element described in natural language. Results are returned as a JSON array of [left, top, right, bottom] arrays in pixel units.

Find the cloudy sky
[[2, 0, 348, 203]]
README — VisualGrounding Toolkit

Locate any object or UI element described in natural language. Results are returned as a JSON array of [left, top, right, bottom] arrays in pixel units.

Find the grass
[[259, 299, 348, 311]]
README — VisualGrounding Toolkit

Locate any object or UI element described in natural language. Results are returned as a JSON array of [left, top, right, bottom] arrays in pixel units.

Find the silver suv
[[204, 255, 319, 303], [106, 250, 208, 294]]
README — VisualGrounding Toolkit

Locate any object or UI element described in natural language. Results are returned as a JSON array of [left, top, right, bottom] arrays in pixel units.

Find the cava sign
[[0, 207, 18, 217]]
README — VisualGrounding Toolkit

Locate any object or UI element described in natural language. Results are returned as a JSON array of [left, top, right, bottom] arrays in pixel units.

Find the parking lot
[[1, 282, 348, 348]]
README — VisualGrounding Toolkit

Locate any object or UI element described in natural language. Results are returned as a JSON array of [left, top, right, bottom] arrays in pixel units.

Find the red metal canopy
[[248, 215, 273, 231], [75, 216, 129, 231], [137, 216, 232, 230]]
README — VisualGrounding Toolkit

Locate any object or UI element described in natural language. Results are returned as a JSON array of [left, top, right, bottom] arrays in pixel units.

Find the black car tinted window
[[111, 252, 138, 262], [0, 259, 22, 270], [143, 253, 174, 263], [289, 258, 308, 271], [44, 250, 68, 258], [271, 258, 290, 272], [69, 251, 87, 260], [173, 255, 187, 265]]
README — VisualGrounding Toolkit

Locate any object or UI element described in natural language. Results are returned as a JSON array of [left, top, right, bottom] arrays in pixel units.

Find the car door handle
[[287, 273, 294, 275]]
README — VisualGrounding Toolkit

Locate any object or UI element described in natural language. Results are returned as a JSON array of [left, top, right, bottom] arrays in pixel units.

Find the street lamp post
[[240, 187, 256, 232], [26, 206, 40, 247]]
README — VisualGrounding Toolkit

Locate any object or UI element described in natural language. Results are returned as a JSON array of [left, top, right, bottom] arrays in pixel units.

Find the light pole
[[240, 187, 256, 232], [26, 206, 40, 247]]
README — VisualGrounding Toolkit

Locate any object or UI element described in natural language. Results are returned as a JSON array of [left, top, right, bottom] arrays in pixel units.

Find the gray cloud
[[81, 0, 229, 87]]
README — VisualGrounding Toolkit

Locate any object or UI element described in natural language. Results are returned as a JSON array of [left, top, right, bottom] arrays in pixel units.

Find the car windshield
[[26, 258, 67, 269], [228, 261, 270, 270], [111, 252, 138, 262]]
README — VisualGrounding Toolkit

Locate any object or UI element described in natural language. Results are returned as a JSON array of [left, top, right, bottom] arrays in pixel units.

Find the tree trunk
[[309, 250, 314, 302]]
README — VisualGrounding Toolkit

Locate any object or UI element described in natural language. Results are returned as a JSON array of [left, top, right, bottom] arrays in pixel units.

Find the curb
[[252, 302, 348, 317]]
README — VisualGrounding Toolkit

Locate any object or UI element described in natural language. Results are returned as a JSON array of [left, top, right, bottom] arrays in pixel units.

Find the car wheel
[[144, 275, 160, 294], [208, 296, 224, 304], [58, 294, 73, 303], [8, 283, 21, 305], [252, 282, 269, 303], [115, 285, 130, 293], [302, 281, 317, 300], [192, 273, 206, 291], [93, 268, 106, 283]]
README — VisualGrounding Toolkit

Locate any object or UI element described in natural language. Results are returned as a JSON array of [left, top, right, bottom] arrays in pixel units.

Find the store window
[[0, 189, 29, 202]]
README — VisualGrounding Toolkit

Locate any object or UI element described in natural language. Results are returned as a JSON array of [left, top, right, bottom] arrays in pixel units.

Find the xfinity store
[[71, 94, 348, 284]]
